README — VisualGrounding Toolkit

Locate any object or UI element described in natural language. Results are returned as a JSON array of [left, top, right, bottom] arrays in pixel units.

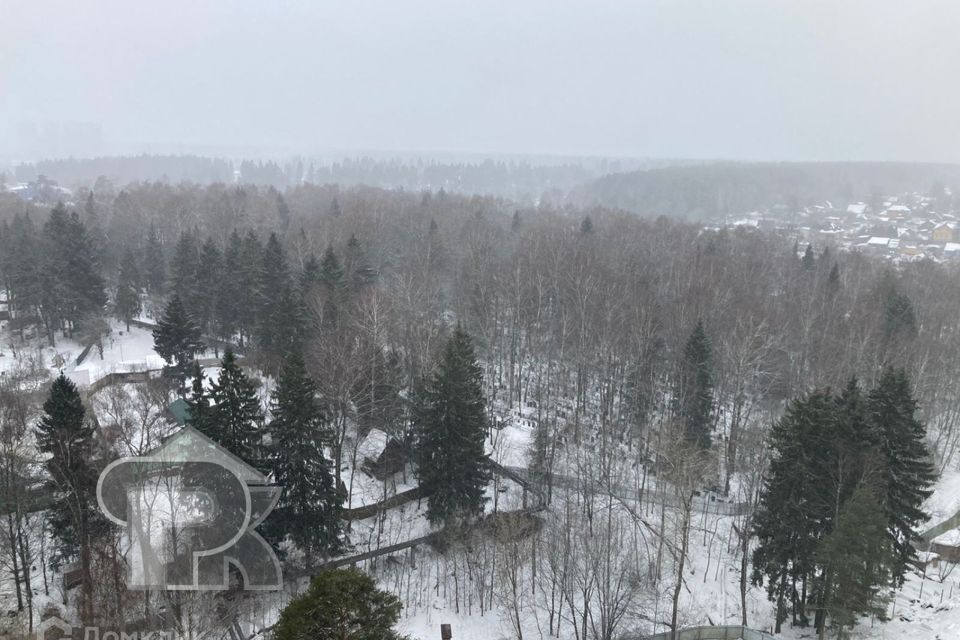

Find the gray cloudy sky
[[2, 0, 959, 161]]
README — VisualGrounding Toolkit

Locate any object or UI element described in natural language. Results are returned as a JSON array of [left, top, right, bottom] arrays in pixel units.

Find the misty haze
[[2, 2, 960, 640]]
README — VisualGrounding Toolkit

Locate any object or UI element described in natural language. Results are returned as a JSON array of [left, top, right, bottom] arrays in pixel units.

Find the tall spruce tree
[[217, 230, 244, 343], [674, 320, 714, 449], [413, 326, 490, 525], [266, 352, 344, 556], [868, 368, 935, 582], [344, 234, 376, 290], [114, 247, 142, 330], [815, 485, 895, 637], [36, 374, 100, 623], [152, 294, 204, 390], [802, 243, 816, 270], [237, 231, 264, 347], [257, 233, 292, 355], [185, 361, 216, 435], [169, 231, 201, 309], [143, 225, 166, 295], [752, 389, 836, 631], [195, 237, 223, 338], [208, 350, 263, 464], [39, 204, 106, 343]]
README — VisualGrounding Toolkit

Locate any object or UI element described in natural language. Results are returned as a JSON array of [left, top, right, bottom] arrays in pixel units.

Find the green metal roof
[[167, 398, 192, 425]]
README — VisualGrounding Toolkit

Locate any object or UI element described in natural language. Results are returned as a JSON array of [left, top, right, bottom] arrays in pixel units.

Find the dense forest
[[0, 179, 955, 638], [572, 162, 960, 219], [6, 154, 683, 203]]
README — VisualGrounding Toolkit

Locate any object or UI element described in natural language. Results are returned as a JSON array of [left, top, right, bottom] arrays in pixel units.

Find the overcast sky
[[2, 0, 959, 162]]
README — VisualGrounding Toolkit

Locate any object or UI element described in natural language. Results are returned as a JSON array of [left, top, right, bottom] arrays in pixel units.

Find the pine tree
[[217, 230, 244, 342], [827, 263, 840, 291], [300, 253, 321, 296], [266, 352, 344, 556], [208, 350, 263, 464], [883, 288, 917, 338], [413, 326, 491, 525], [674, 320, 714, 449], [868, 368, 935, 583], [276, 193, 291, 229], [580, 215, 594, 234], [152, 294, 204, 390], [39, 204, 106, 343], [196, 237, 223, 337], [344, 235, 376, 290], [802, 243, 816, 270], [36, 374, 100, 622], [185, 361, 215, 435], [237, 231, 264, 348], [143, 225, 166, 295], [114, 248, 142, 330], [169, 231, 201, 309], [319, 246, 346, 292], [815, 486, 895, 637], [7, 214, 42, 327], [316, 247, 346, 329], [257, 233, 292, 354], [274, 568, 406, 640], [274, 284, 309, 358], [752, 389, 836, 631], [83, 191, 108, 270]]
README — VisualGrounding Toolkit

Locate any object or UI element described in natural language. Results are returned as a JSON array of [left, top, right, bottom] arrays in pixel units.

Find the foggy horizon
[[5, 0, 960, 164]]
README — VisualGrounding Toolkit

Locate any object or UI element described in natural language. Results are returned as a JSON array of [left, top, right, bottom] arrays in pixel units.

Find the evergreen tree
[[319, 246, 346, 291], [266, 352, 344, 555], [413, 326, 491, 525], [169, 231, 201, 309], [152, 294, 204, 389], [883, 288, 917, 339], [815, 486, 895, 637], [274, 568, 406, 640], [580, 215, 594, 234], [208, 350, 263, 464], [300, 253, 321, 296], [674, 320, 714, 449], [114, 248, 142, 330], [257, 233, 291, 354], [237, 231, 264, 347], [344, 235, 376, 290], [196, 237, 223, 337], [216, 230, 244, 342], [39, 204, 106, 343], [868, 368, 935, 582], [802, 243, 816, 270], [752, 389, 836, 631], [36, 374, 100, 622], [143, 225, 166, 295], [83, 191, 108, 269], [185, 361, 215, 435], [272, 284, 309, 360], [276, 193, 291, 229], [328, 196, 341, 218], [6, 214, 41, 325], [827, 263, 840, 291], [315, 247, 346, 329], [511, 210, 522, 231]]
